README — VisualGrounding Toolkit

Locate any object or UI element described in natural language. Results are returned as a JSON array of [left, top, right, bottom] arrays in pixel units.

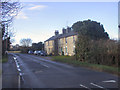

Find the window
[[73, 46, 75, 53], [65, 38, 67, 44], [59, 47, 61, 53], [73, 36, 75, 43], [66, 46, 67, 53], [61, 47, 63, 52], [49, 48, 50, 52], [48, 41, 49, 46], [52, 41, 54, 46]]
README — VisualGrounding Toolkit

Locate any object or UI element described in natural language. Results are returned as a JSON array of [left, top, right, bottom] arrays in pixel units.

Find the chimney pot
[[55, 30, 59, 35]]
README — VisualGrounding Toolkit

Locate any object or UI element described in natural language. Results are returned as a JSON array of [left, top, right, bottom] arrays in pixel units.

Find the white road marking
[[102, 80, 116, 83], [18, 75, 21, 88], [80, 84, 89, 89], [43, 64, 49, 68], [17, 65, 20, 68], [35, 70, 43, 73], [90, 83, 104, 88], [13, 57, 17, 60], [18, 68, 21, 72], [13, 56, 25, 88], [19, 73, 25, 82]]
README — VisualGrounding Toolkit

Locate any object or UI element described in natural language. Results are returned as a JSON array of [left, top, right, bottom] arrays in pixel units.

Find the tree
[[20, 38, 32, 47], [1, 0, 22, 39], [72, 19, 109, 40], [1, 0, 22, 25], [75, 36, 91, 62], [32, 42, 44, 50], [72, 20, 110, 64], [0, 0, 22, 56]]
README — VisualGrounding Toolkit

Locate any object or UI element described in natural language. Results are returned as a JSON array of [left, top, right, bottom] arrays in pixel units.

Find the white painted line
[[21, 76, 25, 82], [43, 64, 49, 68], [90, 83, 104, 88], [19, 73, 25, 82], [13, 57, 17, 60], [18, 68, 21, 72], [102, 80, 116, 83], [80, 84, 89, 89], [17, 65, 20, 68], [18, 75, 21, 88], [35, 70, 43, 73]]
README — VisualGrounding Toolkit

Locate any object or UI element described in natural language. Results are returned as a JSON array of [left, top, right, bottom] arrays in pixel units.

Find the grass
[[8, 51, 21, 53], [51, 56, 120, 76], [2, 55, 8, 63]]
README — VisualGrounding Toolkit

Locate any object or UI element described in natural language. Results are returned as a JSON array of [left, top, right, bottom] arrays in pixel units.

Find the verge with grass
[[51, 56, 120, 76], [2, 55, 8, 63]]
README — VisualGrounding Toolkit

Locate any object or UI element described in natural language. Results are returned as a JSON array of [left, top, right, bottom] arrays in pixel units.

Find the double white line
[[80, 83, 105, 89], [13, 56, 24, 89], [90, 83, 104, 89], [80, 84, 89, 89]]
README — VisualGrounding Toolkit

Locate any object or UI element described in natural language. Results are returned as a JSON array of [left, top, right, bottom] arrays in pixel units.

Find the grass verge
[[2, 55, 8, 63], [51, 56, 120, 76], [8, 51, 21, 53]]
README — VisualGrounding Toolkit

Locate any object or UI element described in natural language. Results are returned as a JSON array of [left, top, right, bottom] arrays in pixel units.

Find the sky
[[12, 1, 118, 45]]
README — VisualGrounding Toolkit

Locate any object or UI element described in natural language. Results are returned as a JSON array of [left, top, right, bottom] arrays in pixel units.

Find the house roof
[[44, 31, 78, 42], [44, 34, 62, 42], [58, 31, 78, 39]]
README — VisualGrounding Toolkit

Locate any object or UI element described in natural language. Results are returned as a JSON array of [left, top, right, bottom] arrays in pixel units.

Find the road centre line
[[43, 64, 49, 68], [31, 58, 50, 68], [90, 83, 104, 89], [80, 84, 90, 89], [102, 80, 116, 83]]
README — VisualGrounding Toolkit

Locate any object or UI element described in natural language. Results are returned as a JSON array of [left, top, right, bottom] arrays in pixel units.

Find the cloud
[[15, 11, 28, 19], [28, 5, 47, 10]]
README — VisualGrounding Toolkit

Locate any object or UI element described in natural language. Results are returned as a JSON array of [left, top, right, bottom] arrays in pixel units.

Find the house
[[58, 28, 78, 56], [44, 30, 62, 55], [44, 27, 78, 56]]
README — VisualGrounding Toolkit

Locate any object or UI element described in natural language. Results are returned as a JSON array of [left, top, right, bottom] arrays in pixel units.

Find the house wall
[[44, 40, 54, 55], [58, 35, 77, 56]]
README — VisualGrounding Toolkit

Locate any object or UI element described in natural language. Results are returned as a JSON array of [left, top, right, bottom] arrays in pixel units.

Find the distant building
[[44, 27, 78, 56], [10, 44, 20, 51]]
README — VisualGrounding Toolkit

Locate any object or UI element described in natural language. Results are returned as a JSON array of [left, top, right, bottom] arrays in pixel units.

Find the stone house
[[44, 27, 78, 56], [44, 30, 62, 55]]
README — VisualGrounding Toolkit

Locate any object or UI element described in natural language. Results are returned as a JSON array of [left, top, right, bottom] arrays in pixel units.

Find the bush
[[75, 37, 118, 67]]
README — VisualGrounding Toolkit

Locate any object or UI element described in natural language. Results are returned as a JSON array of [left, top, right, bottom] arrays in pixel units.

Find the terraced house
[[44, 27, 78, 56]]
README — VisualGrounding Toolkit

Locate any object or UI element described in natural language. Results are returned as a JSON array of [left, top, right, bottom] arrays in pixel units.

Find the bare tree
[[0, 0, 22, 55], [1, 0, 22, 25], [1, 0, 22, 39], [20, 38, 32, 47]]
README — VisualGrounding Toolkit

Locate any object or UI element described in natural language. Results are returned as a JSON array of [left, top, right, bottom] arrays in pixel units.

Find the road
[[2, 53, 119, 89]]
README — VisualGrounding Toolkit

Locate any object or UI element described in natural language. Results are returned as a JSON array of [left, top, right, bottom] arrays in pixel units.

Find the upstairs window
[[48, 41, 49, 46], [65, 38, 67, 44], [73, 36, 75, 43]]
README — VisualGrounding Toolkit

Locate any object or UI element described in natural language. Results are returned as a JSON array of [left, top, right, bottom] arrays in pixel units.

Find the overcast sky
[[12, 2, 118, 45]]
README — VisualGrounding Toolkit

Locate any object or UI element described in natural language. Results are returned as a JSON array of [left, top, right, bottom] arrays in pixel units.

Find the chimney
[[55, 30, 59, 36], [66, 27, 71, 33], [62, 28, 66, 34]]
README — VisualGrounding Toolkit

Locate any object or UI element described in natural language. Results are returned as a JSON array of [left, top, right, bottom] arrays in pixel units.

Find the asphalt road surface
[[2, 53, 120, 89]]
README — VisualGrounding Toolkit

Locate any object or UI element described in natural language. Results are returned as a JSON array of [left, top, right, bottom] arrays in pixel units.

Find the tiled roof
[[44, 34, 62, 42], [58, 31, 78, 39], [44, 31, 78, 42]]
